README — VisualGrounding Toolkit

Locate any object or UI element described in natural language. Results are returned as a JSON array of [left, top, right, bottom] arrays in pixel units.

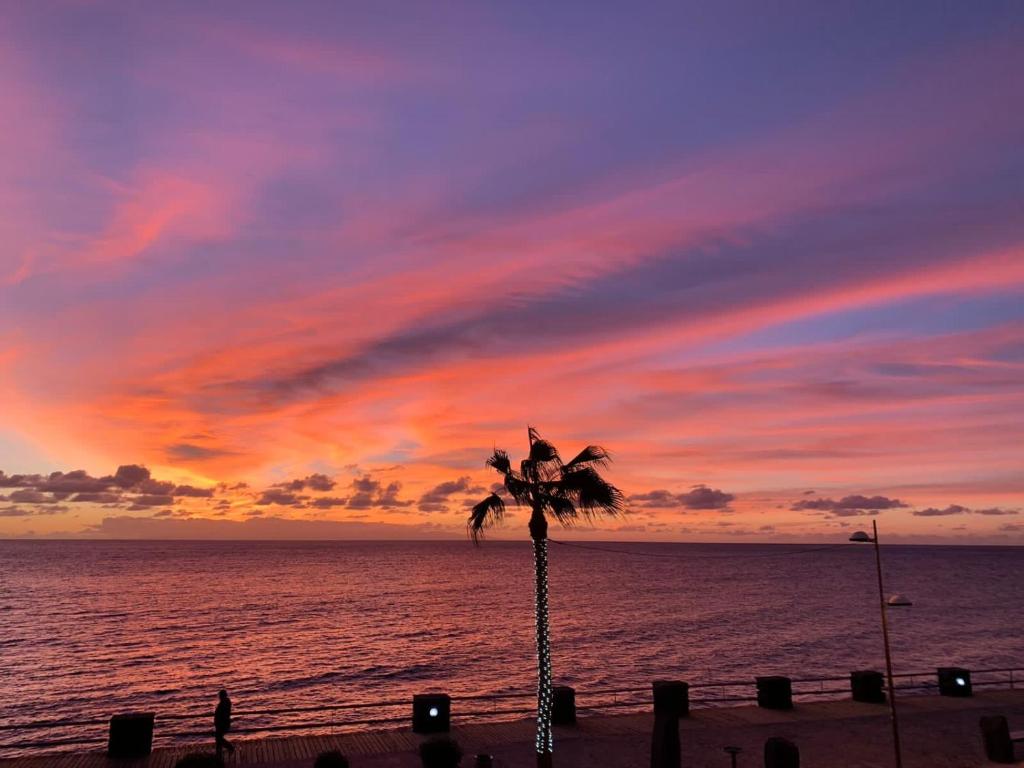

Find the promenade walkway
[[3, 689, 1022, 767]]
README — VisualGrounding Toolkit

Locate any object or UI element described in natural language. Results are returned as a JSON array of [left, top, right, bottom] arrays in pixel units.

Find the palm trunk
[[531, 512, 553, 768]]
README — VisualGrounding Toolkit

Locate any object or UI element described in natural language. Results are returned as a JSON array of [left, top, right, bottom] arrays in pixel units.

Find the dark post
[[756, 677, 793, 710], [552, 686, 576, 725], [107, 712, 155, 758], [650, 710, 680, 768], [937, 667, 972, 697], [871, 520, 903, 768], [850, 670, 886, 703], [413, 694, 451, 733], [650, 679, 689, 767], [653, 680, 690, 717]]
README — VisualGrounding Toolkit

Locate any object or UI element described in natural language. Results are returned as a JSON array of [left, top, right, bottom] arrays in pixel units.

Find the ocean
[[1, 539, 1022, 755]]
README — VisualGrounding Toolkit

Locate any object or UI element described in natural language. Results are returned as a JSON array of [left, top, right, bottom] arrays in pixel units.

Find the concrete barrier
[[107, 712, 155, 758], [850, 670, 885, 703], [756, 677, 793, 710], [552, 685, 576, 725], [938, 667, 972, 697], [413, 693, 451, 733], [653, 680, 689, 717]]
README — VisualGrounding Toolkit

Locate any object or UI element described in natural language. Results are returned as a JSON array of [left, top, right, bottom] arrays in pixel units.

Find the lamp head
[[849, 530, 873, 543]]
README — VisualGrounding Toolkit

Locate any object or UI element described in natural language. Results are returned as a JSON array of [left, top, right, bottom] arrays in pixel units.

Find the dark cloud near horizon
[[792, 495, 907, 516], [418, 475, 485, 512], [628, 485, 734, 510], [255, 489, 306, 506], [913, 504, 1019, 517], [309, 496, 349, 509], [0, 464, 421, 516], [0, 465, 220, 511], [71, 492, 122, 504], [273, 473, 336, 492], [86, 514, 456, 540], [913, 504, 969, 517], [347, 476, 411, 510], [7, 489, 56, 504], [129, 494, 175, 508], [113, 465, 150, 488], [0, 504, 66, 517]]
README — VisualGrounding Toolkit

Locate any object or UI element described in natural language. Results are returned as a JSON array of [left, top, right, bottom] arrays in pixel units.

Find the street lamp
[[850, 520, 905, 768]]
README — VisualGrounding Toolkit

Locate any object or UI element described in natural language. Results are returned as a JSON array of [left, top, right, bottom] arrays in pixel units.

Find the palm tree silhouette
[[468, 427, 625, 768]]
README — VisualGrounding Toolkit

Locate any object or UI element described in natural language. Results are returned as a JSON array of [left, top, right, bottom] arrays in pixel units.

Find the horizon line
[[3, 536, 1022, 548]]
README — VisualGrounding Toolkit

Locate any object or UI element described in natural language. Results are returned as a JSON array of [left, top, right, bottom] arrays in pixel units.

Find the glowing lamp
[[413, 693, 450, 733], [937, 667, 972, 697]]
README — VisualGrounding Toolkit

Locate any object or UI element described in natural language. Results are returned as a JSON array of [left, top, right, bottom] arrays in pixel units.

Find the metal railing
[[1, 666, 1019, 756]]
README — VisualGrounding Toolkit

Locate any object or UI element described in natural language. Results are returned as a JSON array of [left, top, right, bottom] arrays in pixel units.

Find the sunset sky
[[2, 2, 1023, 542]]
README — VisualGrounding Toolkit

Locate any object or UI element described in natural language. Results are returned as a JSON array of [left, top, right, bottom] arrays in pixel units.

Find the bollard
[[756, 677, 793, 710], [764, 736, 800, 768], [651, 684, 692, 720], [474, 755, 494, 768], [552, 685, 576, 725], [979, 716, 1015, 763], [937, 667, 972, 697], [652, 680, 689, 717], [850, 670, 885, 703], [107, 712, 155, 758], [413, 693, 451, 733]]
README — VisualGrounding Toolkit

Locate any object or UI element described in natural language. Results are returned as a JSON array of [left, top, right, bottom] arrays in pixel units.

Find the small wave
[[260, 670, 347, 693]]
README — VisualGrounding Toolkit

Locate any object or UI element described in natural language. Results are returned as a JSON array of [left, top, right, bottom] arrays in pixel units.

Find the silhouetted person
[[214, 689, 235, 758]]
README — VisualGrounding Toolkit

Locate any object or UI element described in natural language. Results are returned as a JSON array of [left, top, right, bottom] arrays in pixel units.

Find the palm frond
[[528, 437, 561, 465], [467, 493, 506, 544], [486, 448, 512, 476], [538, 493, 578, 526], [563, 445, 612, 471], [557, 467, 625, 519], [503, 474, 532, 506]]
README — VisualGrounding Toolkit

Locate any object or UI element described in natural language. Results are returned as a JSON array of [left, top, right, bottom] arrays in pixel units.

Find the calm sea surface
[[1, 540, 1022, 755]]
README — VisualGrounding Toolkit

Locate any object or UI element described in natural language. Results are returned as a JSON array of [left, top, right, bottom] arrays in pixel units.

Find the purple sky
[[1, 2, 1023, 541]]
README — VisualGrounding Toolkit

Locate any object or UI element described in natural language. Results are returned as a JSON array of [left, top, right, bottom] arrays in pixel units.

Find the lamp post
[[850, 520, 902, 768]]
